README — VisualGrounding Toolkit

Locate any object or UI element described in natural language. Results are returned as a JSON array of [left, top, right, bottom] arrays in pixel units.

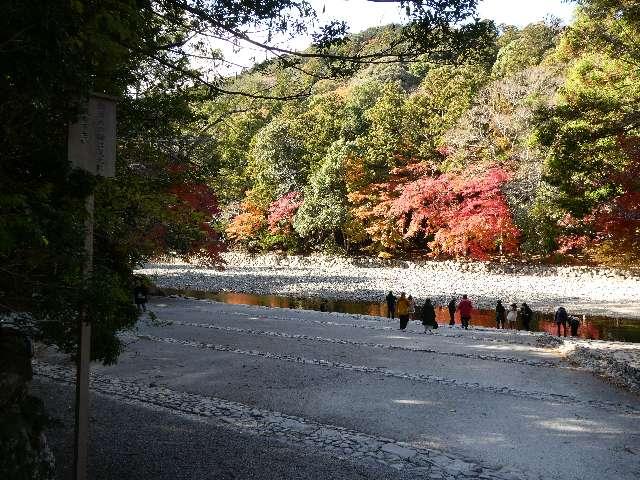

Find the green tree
[[535, 2, 640, 216], [492, 21, 561, 78], [0, 0, 327, 362], [294, 141, 351, 246], [0, 1, 154, 362], [361, 82, 412, 179], [247, 115, 309, 205], [341, 80, 387, 141], [299, 92, 346, 169], [409, 63, 490, 163]]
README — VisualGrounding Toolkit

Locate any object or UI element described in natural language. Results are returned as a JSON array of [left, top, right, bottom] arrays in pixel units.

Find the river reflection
[[161, 289, 640, 343]]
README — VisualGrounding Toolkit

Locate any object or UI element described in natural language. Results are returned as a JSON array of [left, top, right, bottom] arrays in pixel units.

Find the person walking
[[555, 306, 568, 337], [421, 298, 437, 334], [448, 297, 457, 326], [520, 302, 533, 331], [407, 295, 416, 320], [386, 291, 396, 319], [397, 292, 410, 330], [457, 294, 473, 330], [506, 303, 518, 329], [495, 300, 506, 329]]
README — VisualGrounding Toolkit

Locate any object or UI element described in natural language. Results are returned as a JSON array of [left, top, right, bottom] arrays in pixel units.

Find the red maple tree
[[267, 191, 303, 234], [168, 182, 224, 264], [350, 164, 520, 259]]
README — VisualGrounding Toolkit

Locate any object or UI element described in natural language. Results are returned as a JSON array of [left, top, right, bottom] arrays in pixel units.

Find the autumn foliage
[[168, 182, 224, 263], [226, 201, 267, 242], [580, 136, 640, 264], [350, 165, 519, 259], [217, 7, 640, 265], [267, 191, 303, 234]]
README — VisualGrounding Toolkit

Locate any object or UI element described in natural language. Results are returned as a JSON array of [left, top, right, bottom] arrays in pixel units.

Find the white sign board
[[68, 94, 116, 177]]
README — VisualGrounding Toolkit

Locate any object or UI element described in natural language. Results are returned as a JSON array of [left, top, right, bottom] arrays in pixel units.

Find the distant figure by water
[[569, 315, 581, 337], [495, 300, 506, 329], [457, 294, 473, 330], [386, 291, 396, 319], [520, 302, 533, 331], [319, 299, 328, 312], [397, 292, 410, 330], [507, 303, 518, 329], [448, 297, 457, 326], [555, 306, 569, 337], [421, 298, 437, 334], [407, 295, 416, 320], [134, 282, 148, 313]]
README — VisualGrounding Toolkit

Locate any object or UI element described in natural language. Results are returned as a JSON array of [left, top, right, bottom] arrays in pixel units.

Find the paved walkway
[[36, 297, 640, 479]]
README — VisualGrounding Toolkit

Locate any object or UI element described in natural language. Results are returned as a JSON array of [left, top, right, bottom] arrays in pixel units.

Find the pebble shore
[[139, 252, 640, 318]]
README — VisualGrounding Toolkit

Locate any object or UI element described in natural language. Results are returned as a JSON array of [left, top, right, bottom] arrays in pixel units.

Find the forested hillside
[[197, 2, 639, 266]]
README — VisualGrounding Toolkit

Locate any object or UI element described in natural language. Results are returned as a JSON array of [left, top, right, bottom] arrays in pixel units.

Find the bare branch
[[148, 50, 313, 100]]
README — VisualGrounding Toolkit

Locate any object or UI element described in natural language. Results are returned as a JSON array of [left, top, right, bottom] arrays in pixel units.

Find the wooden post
[[73, 193, 93, 480], [68, 94, 116, 480]]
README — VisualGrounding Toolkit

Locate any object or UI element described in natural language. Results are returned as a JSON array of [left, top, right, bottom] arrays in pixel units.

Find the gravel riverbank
[[139, 252, 640, 319], [36, 297, 640, 479], [136, 249, 640, 402]]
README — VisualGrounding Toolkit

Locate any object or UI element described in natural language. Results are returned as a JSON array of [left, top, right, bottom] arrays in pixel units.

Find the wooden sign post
[[67, 93, 116, 480]]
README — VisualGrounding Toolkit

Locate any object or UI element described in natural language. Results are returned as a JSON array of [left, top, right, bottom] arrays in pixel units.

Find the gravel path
[[138, 252, 640, 318], [35, 297, 640, 480], [33, 378, 403, 480], [35, 363, 515, 480]]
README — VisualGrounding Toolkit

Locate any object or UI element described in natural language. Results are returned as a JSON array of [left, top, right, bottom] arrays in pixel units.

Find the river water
[[161, 289, 640, 343]]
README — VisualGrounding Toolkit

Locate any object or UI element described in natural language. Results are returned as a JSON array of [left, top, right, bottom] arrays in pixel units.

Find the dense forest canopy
[[210, 2, 639, 265]]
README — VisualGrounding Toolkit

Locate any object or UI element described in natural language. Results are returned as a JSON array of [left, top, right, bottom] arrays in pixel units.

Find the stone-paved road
[[36, 296, 640, 480]]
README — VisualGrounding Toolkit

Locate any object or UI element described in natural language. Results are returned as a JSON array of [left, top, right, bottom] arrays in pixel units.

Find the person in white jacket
[[506, 303, 518, 330]]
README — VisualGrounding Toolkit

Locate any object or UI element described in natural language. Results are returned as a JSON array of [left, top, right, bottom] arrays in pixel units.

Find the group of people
[[494, 300, 533, 331], [385, 291, 581, 337], [554, 306, 582, 337], [385, 292, 473, 334], [385, 291, 418, 330], [496, 301, 580, 336]]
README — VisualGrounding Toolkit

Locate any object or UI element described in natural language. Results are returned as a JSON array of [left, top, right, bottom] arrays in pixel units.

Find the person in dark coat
[[134, 282, 148, 312], [568, 316, 581, 337], [319, 299, 328, 312], [520, 302, 533, 331], [555, 306, 568, 337], [447, 297, 456, 326], [421, 298, 437, 334], [386, 291, 396, 319], [495, 300, 506, 329]]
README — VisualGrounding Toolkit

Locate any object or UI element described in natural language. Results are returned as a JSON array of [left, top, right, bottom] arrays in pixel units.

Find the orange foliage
[[226, 201, 267, 242], [584, 136, 640, 264]]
